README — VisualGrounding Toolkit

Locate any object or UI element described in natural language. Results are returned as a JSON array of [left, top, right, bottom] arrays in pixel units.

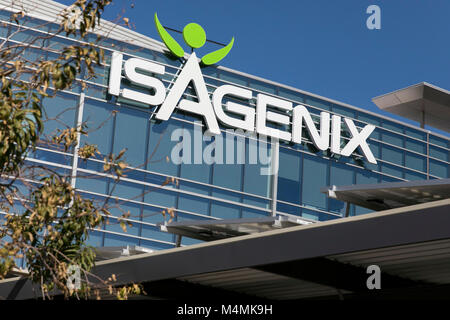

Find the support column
[[270, 140, 280, 217], [345, 202, 351, 217], [70, 91, 85, 189]]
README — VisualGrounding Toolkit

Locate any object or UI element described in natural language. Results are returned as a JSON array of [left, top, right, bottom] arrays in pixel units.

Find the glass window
[[103, 232, 139, 247], [249, 79, 276, 95], [357, 113, 381, 127], [82, 98, 115, 156], [124, 168, 147, 182], [84, 83, 107, 99], [142, 203, 174, 240], [404, 171, 427, 181], [241, 208, 269, 219], [242, 196, 270, 209], [152, 50, 181, 67], [179, 124, 212, 183], [381, 174, 399, 183], [105, 210, 140, 237], [112, 106, 149, 168], [329, 162, 354, 214], [278, 88, 305, 104], [18, 47, 47, 64], [368, 141, 381, 159], [381, 163, 403, 179], [430, 146, 449, 162], [201, 65, 219, 78], [356, 170, 379, 185], [141, 223, 173, 243], [429, 160, 449, 178], [98, 38, 120, 51], [160, 65, 178, 83], [0, 23, 10, 39], [404, 127, 426, 141], [42, 92, 77, 141], [143, 187, 177, 210], [31, 148, 72, 166], [332, 104, 354, 118], [141, 203, 168, 225], [147, 119, 180, 176], [0, 10, 12, 20], [11, 28, 47, 47], [429, 135, 449, 148], [123, 47, 156, 61], [405, 138, 426, 154], [219, 70, 248, 86], [180, 163, 211, 185], [277, 148, 302, 204], [108, 179, 144, 201], [355, 206, 372, 216], [277, 202, 301, 216], [382, 145, 403, 166], [78, 157, 104, 172], [178, 180, 209, 196], [211, 188, 241, 203], [210, 202, 240, 219], [382, 121, 404, 134], [46, 34, 77, 52], [382, 131, 403, 148], [176, 212, 210, 222], [302, 154, 328, 210], [304, 96, 331, 112], [301, 208, 319, 221], [177, 194, 210, 216], [243, 139, 272, 198], [405, 152, 426, 172], [206, 79, 222, 94], [213, 161, 243, 192], [75, 173, 108, 194]]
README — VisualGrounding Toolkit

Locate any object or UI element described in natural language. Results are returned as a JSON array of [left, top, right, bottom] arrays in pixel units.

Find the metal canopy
[[321, 178, 450, 211], [95, 246, 154, 261], [159, 216, 313, 242], [2, 199, 450, 300], [372, 82, 450, 132]]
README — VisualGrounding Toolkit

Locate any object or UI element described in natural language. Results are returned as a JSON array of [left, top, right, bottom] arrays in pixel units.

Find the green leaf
[[201, 37, 234, 66], [154, 13, 184, 58]]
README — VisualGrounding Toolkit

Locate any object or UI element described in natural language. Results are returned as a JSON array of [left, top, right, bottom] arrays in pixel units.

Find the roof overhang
[[2, 199, 450, 300], [372, 82, 450, 132], [159, 216, 313, 242], [321, 178, 450, 211]]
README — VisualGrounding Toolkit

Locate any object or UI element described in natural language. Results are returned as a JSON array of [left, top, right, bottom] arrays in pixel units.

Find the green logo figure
[[154, 13, 234, 66]]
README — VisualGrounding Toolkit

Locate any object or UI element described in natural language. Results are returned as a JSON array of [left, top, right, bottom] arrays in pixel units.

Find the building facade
[[0, 2, 449, 255]]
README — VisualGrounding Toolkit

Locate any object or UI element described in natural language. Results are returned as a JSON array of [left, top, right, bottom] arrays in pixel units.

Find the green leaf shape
[[154, 13, 185, 58], [201, 37, 234, 66]]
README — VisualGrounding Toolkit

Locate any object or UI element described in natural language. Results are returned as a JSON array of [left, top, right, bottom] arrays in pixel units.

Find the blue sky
[[58, 0, 450, 135]]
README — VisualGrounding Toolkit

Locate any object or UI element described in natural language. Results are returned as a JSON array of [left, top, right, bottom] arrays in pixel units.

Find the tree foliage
[[0, 0, 163, 300]]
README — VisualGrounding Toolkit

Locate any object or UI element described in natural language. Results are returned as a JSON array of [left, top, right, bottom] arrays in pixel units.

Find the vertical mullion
[[70, 91, 85, 189], [270, 139, 279, 217]]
